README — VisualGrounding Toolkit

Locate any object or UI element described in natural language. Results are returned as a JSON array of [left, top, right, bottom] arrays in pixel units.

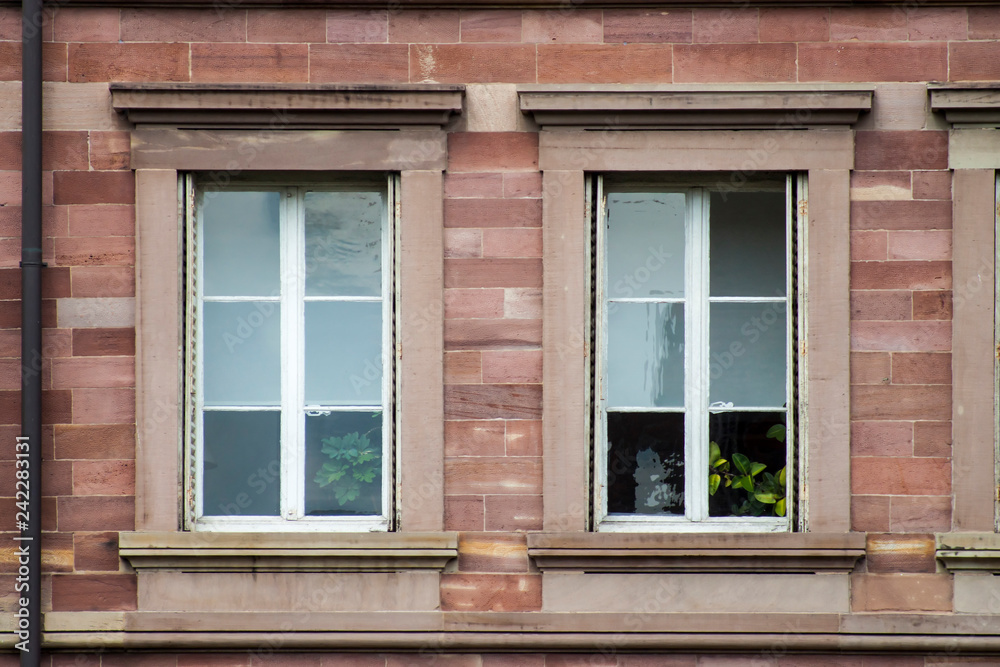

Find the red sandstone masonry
[[444, 258, 542, 288], [692, 8, 759, 43], [912, 291, 952, 320], [90, 132, 131, 171], [852, 457, 951, 496], [326, 10, 387, 43], [890, 496, 951, 532], [445, 495, 485, 531], [0, 42, 67, 81], [891, 352, 951, 385], [484, 493, 543, 530], [120, 8, 245, 42], [444, 319, 542, 349], [851, 421, 912, 457], [887, 231, 951, 261], [57, 495, 134, 531], [53, 8, 120, 42], [53, 171, 135, 206], [482, 349, 542, 383], [247, 9, 326, 43], [523, 9, 603, 43], [850, 351, 890, 385], [444, 384, 542, 420], [51, 357, 134, 389], [673, 44, 795, 83], [448, 133, 538, 171], [440, 573, 541, 611], [67, 205, 134, 237], [850, 321, 951, 352], [855, 132, 949, 172], [55, 237, 135, 267], [603, 9, 692, 43], [912, 171, 952, 200], [444, 288, 504, 319], [445, 456, 541, 495], [68, 42, 189, 82], [73, 532, 121, 572], [51, 573, 137, 611], [444, 350, 482, 384], [852, 199, 951, 231], [445, 229, 482, 259], [506, 420, 541, 456], [445, 420, 506, 457], [54, 424, 135, 460], [191, 43, 308, 83], [851, 261, 951, 290], [851, 385, 952, 421], [853, 495, 891, 532], [969, 6, 1000, 39], [850, 290, 911, 321], [913, 421, 951, 458], [445, 173, 504, 199], [72, 329, 135, 357], [73, 460, 135, 496], [908, 8, 968, 41], [310, 44, 408, 83], [411, 44, 536, 83], [460, 11, 521, 43], [71, 267, 135, 298], [829, 7, 907, 41], [537, 44, 673, 84], [389, 10, 460, 43], [799, 43, 947, 82], [445, 199, 541, 228], [759, 7, 830, 42], [457, 533, 531, 573], [952, 42, 1000, 81], [851, 230, 888, 261], [482, 228, 542, 258]]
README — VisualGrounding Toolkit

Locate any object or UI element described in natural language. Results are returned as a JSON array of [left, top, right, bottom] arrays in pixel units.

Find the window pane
[[708, 411, 787, 518], [202, 410, 280, 517], [709, 302, 786, 408], [607, 302, 684, 408], [607, 412, 684, 515], [304, 301, 382, 406], [709, 190, 786, 297], [203, 302, 281, 406], [305, 190, 383, 297], [607, 192, 685, 298], [305, 411, 383, 516], [201, 190, 281, 297]]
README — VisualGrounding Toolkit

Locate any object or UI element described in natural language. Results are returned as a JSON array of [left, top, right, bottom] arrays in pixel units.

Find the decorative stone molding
[[518, 85, 873, 129], [930, 83, 1000, 127], [111, 83, 464, 129], [528, 533, 865, 573], [119, 532, 458, 572], [936, 533, 1000, 572]]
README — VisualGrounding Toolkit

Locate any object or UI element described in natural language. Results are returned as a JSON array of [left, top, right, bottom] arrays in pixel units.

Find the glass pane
[[606, 192, 686, 298], [201, 190, 281, 297], [202, 410, 280, 517], [708, 411, 787, 518], [305, 190, 384, 297], [607, 412, 684, 515], [305, 411, 383, 516], [305, 301, 382, 406], [607, 302, 684, 408], [709, 302, 786, 408], [203, 302, 281, 406], [709, 190, 786, 297]]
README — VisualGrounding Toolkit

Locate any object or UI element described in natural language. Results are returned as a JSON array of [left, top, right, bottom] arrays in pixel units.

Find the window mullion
[[189, 175, 204, 525], [280, 187, 304, 520], [687, 188, 709, 522], [595, 176, 609, 525]]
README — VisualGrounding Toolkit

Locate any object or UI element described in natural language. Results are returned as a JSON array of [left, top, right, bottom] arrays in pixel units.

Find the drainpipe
[[19, 0, 43, 664]]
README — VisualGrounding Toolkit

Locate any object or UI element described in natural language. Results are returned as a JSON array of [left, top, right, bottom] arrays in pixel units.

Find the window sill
[[527, 532, 864, 573], [936, 532, 1000, 572], [119, 531, 458, 573]]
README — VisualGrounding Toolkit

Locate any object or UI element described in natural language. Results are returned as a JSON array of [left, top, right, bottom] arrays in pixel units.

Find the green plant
[[707, 423, 787, 517], [313, 430, 382, 506]]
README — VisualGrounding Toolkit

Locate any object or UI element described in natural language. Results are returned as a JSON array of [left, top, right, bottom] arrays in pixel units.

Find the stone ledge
[[111, 83, 464, 129], [11, 612, 1000, 653], [518, 85, 873, 129], [528, 532, 865, 573], [118, 531, 458, 572], [930, 83, 1000, 127], [936, 532, 1000, 572]]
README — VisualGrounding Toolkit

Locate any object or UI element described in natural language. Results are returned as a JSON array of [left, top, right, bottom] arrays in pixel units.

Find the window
[[594, 176, 801, 532], [524, 85, 870, 535], [186, 176, 395, 531]]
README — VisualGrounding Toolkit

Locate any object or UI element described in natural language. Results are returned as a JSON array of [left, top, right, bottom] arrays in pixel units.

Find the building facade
[[3, 1, 1000, 665]]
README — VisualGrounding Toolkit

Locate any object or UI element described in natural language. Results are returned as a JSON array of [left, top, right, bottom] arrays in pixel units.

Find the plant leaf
[[755, 492, 779, 504], [750, 462, 767, 477], [777, 466, 786, 487], [709, 441, 721, 465], [709, 474, 721, 496], [733, 452, 751, 475], [775, 498, 787, 517], [766, 424, 786, 443]]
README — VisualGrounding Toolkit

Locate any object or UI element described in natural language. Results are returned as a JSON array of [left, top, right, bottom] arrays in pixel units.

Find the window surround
[[118, 83, 461, 568], [522, 84, 871, 543], [929, 85, 999, 548]]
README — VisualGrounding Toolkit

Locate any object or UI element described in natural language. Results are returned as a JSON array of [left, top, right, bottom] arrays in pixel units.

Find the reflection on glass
[[305, 302, 382, 406], [708, 411, 787, 517], [305, 411, 383, 516], [202, 411, 280, 516], [203, 302, 281, 406], [607, 192, 686, 298], [201, 190, 280, 297], [607, 412, 684, 515], [305, 191, 383, 297], [709, 302, 786, 408], [608, 303, 684, 408], [709, 191, 786, 297]]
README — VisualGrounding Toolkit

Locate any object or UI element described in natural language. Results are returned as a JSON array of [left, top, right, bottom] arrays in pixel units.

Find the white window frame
[[593, 174, 805, 533], [185, 174, 398, 532]]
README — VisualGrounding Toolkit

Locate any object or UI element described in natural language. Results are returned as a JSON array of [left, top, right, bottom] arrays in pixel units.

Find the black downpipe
[[19, 0, 43, 664]]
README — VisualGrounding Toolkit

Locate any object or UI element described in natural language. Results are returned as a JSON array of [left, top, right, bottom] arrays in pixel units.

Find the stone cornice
[[528, 532, 866, 573], [118, 531, 458, 572], [930, 83, 1000, 128], [518, 85, 873, 129], [110, 83, 464, 129]]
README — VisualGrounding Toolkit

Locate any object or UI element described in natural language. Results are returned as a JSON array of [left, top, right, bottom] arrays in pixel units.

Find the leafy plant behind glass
[[708, 423, 786, 517], [313, 413, 382, 506]]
